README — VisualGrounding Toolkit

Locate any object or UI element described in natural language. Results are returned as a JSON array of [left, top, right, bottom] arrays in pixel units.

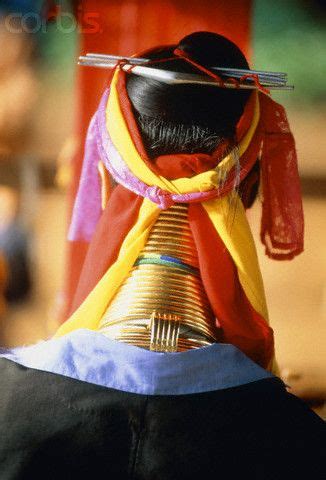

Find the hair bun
[[177, 31, 249, 69], [126, 31, 251, 157]]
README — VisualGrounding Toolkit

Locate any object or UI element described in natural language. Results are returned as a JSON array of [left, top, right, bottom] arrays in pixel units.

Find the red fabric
[[153, 148, 228, 179], [70, 186, 143, 314], [188, 203, 274, 367], [260, 94, 304, 259]]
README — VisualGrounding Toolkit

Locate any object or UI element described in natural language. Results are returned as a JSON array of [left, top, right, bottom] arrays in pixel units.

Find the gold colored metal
[[148, 312, 181, 352], [98, 203, 219, 350]]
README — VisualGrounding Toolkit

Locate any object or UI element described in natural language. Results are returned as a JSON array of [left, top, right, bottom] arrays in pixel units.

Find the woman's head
[[126, 31, 251, 157]]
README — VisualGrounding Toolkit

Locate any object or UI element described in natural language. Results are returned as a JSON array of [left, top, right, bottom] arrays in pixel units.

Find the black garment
[[0, 358, 325, 480]]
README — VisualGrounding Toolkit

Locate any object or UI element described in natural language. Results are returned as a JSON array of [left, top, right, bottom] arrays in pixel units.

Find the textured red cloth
[[151, 141, 231, 180], [260, 94, 304, 259]]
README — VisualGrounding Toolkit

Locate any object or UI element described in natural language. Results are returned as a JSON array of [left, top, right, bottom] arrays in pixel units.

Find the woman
[[0, 32, 325, 479]]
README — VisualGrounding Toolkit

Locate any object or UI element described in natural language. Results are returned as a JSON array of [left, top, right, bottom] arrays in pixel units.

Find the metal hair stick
[[82, 56, 286, 85], [78, 56, 294, 91], [85, 53, 150, 65], [84, 53, 287, 78]]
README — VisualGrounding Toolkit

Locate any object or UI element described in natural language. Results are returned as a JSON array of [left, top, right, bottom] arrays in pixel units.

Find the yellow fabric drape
[[56, 199, 160, 336], [203, 195, 268, 319], [55, 69, 268, 338]]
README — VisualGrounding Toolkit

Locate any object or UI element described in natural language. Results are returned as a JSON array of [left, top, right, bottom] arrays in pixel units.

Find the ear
[[97, 161, 111, 211]]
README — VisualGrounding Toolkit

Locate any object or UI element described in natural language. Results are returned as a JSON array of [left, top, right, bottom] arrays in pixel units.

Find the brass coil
[[98, 203, 218, 350]]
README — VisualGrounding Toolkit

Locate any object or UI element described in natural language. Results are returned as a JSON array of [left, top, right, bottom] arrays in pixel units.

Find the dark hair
[[126, 31, 251, 158]]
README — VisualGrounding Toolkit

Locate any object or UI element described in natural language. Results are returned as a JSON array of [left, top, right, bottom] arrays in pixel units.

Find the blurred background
[[0, 0, 325, 415]]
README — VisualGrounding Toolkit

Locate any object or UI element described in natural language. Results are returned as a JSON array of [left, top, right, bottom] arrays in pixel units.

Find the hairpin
[[78, 53, 293, 91]]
